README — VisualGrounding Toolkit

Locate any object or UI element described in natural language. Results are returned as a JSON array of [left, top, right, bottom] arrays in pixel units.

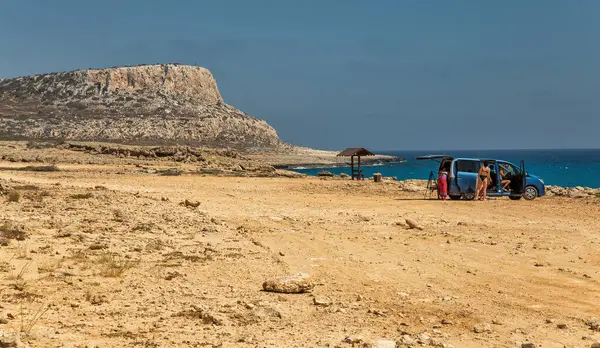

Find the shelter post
[[336, 148, 375, 180]]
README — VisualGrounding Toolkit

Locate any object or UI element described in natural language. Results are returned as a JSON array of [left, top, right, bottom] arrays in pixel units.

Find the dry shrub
[[37, 257, 63, 273], [96, 252, 136, 277], [0, 261, 13, 272], [13, 185, 40, 191], [8, 190, 21, 202], [113, 209, 127, 222], [84, 289, 107, 305], [19, 301, 50, 334], [69, 192, 93, 199], [0, 221, 27, 242], [19, 165, 60, 172]]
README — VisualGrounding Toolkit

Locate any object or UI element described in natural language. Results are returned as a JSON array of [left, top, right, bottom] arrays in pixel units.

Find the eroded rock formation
[[0, 64, 289, 151]]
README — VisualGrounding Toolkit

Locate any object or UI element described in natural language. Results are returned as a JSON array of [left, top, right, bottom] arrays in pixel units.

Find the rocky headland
[[0, 64, 289, 151]]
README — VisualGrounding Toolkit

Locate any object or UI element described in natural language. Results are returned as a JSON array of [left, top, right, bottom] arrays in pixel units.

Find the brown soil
[[1, 164, 599, 347]]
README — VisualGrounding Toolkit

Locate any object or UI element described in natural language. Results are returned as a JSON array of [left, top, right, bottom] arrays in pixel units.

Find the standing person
[[475, 161, 491, 201], [437, 170, 448, 200]]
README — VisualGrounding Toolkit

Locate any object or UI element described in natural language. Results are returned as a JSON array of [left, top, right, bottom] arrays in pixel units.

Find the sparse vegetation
[[37, 257, 63, 273], [8, 190, 22, 202], [19, 301, 50, 335], [113, 209, 127, 222], [0, 261, 13, 272], [84, 289, 107, 305], [69, 192, 93, 199], [0, 221, 27, 241], [18, 165, 60, 172], [13, 184, 40, 191], [96, 252, 136, 277]]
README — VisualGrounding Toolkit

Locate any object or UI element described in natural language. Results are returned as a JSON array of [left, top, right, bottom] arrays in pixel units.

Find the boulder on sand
[[262, 273, 314, 293]]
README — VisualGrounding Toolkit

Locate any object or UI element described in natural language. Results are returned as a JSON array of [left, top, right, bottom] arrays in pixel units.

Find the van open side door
[[520, 160, 526, 196]]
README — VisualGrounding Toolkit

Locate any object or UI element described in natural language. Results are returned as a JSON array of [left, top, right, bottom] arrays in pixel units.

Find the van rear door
[[416, 155, 453, 161], [455, 159, 480, 198], [520, 160, 526, 195]]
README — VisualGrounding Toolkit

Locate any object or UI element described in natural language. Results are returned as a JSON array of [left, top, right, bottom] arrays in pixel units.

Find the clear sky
[[1, 1, 599, 150]]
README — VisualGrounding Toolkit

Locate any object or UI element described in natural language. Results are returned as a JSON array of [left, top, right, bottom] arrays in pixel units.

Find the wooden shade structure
[[336, 148, 375, 180]]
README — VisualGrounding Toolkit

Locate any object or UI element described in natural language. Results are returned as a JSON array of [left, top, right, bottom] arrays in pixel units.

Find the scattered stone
[[521, 342, 536, 348], [190, 305, 228, 326], [279, 251, 285, 256], [417, 332, 431, 344], [262, 273, 314, 293], [399, 335, 416, 346], [0, 333, 24, 348], [0, 317, 7, 324], [492, 319, 503, 325], [160, 168, 182, 176], [473, 323, 492, 333], [88, 243, 108, 250], [545, 318, 555, 324], [586, 318, 600, 331], [441, 319, 453, 325], [405, 219, 423, 230], [373, 339, 396, 348], [368, 308, 386, 316], [557, 323, 568, 329], [397, 292, 410, 299], [180, 199, 200, 208], [313, 296, 332, 307], [344, 335, 363, 344], [590, 341, 600, 348], [317, 170, 335, 177]]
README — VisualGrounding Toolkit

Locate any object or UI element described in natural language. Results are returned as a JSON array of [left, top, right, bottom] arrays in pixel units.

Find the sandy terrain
[[1, 163, 600, 348]]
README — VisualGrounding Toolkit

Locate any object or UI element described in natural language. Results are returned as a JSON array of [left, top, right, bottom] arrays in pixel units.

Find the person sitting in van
[[499, 163, 511, 192], [475, 160, 491, 201]]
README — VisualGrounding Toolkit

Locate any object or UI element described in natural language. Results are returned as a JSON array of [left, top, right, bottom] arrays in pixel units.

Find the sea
[[289, 149, 600, 188]]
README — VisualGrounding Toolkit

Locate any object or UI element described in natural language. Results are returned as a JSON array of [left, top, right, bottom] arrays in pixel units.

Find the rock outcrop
[[0, 64, 289, 151]]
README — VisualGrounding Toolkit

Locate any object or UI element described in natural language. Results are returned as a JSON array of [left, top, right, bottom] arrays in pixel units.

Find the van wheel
[[462, 193, 475, 200], [449, 195, 461, 200], [524, 186, 538, 200], [509, 196, 522, 201]]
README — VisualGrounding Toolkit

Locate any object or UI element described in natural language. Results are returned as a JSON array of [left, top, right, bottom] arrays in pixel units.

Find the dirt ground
[[1, 163, 599, 348]]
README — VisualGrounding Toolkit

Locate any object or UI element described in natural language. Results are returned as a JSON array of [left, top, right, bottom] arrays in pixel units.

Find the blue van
[[416, 155, 545, 200]]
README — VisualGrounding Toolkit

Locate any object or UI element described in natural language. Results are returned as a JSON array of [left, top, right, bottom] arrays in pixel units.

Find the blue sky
[[1, 0, 599, 150]]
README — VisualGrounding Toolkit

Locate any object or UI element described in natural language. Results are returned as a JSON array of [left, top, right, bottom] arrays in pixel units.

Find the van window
[[456, 160, 480, 173]]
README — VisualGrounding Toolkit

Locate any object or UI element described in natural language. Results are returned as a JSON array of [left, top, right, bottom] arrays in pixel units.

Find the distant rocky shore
[[544, 185, 600, 197], [252, 146, 404, 169]]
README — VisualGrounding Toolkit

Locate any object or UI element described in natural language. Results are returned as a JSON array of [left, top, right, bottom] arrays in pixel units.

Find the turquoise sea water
[[289, 149, 600, 188]]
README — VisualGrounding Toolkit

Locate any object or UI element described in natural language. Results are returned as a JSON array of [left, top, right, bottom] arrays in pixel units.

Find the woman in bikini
[[475, 161, 491, 201]]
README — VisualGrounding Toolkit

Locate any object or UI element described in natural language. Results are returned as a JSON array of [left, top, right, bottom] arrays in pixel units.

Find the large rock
[[0, 64, 290, 152], [262, 273, 314, 293]]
